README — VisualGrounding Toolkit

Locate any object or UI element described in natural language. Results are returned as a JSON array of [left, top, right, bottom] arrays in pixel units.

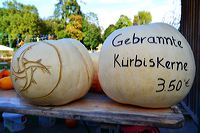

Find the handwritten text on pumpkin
[[112, 33, 183, 48]]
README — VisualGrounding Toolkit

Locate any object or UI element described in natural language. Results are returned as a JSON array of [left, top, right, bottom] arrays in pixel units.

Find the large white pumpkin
[[99, 23, 196, 108], [11, 38, 93, 105]]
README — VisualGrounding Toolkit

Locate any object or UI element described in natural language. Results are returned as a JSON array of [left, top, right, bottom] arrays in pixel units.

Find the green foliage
[[0, 33, 9, 47], [65, 15, 84, 40], [0, 0, 41, 46], [42, 19, 66, 39], [54, 0, 81, 22], [102, 12, 152, 42], [2, 0, 38, 15], [84, 12, 99, 26], [82, 16, 102, 50], [133, 11, 152, 25], [53, 0, 84, 40], [0, 0, 106, 50], [115, 15, 132, 29], [56, 30, 67, 39], [102, 24, 116, 41], [102, 15, 132, 42]]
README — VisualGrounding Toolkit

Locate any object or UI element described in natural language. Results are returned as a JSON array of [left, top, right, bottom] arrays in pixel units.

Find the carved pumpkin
[[99, 23, 196, 108], [11, 38, 93, 105]]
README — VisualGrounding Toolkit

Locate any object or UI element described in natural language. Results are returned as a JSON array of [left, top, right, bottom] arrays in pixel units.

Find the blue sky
[[0, 0, 181, 30]]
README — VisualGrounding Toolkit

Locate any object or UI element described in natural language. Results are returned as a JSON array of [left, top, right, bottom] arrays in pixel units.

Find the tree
[[53, 0, 84, 40], [115, 15, 132, 29], [54, 0, 82, 26], [0, 0, 41, 46], [82, 15, 102, 50], [102, 15, 132, 42], [84, 12, 99, 26], [102, 24, 116, 41], [2, 0, 38, 15], [65, 15, 84, 40], [133, 11, 152, 25]]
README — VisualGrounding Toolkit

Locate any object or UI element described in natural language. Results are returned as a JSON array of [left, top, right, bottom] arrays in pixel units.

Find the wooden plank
[[0, 90, 184, 128]]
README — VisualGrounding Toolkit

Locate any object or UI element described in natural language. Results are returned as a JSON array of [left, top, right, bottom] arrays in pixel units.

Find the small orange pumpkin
[[0, 76, 13, 90]]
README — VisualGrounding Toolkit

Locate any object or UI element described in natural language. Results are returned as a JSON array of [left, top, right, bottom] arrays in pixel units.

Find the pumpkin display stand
[[0, 89, 184, 129]]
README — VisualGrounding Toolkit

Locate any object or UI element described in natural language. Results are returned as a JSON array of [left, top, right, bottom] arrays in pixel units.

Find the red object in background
[[64, 119, 78, 128], [0, 69, 13, 90], [120, 125, 160, 133], [0, 69, 10, 79]]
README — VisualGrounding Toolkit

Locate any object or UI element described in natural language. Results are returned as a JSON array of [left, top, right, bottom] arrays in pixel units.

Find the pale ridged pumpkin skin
[[89, 52, 103, 93], [99, 23, 196, 108], [11, 38, 93, 106]]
